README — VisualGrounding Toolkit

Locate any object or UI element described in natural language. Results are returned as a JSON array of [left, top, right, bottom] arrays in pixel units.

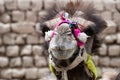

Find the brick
[[44, 0, 56, 9], [3, 33, 17, 45], [22, 56, 33, 67], [0, 13, 11, 23], [12, 69, 25, 78], [12, 11, 25, 22], [98, 44, 107, 56], [98, 57, 110, 67], [26, 11, 37, 22], [1, 69, 12, 79], [94, 0, 104, 11], [102, 68, 118, 80], [0, 0, 5, 13], [110, 58, 120, 67], [96, 67, 102, 77], [102, 20, 117, 34], [0, 23, 10, 34], [103, 0, 116, 12], [117, 33, 120, 44], [104, 34, 117, 44], [10, 57, 22, 67], [34, 56, 47, 67], [92, 55, 99, 66], [0, 37, 2, 45], [38, 11, 48, 21], [21, 45, 32, 56], [113, 12, 120, 24], [11, 22, 35, 34], [101, 11, 112, 20], [6, 45, 19, 57], [5, 0, 17, 10], [0, 46, 5, 55], [26, 34, 40, 44], [38, 68, 50, 78], [17, 0, 30, 10], [25, 68, 38, 79], [0, 57, 9, 68], [32, 45, 44, 56], [108, 45, 120, 56], [35, 23, 42, 34], [31, 0, 42, 11], [116, 0, 120, 11], [15, 36, 25, 44]]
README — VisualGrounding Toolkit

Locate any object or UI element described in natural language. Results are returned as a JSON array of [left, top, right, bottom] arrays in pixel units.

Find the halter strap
[[51, 12, 84, 46]]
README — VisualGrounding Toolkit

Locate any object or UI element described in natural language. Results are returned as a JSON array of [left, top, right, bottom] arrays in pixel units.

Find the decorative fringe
[[45, 30, 54, 41], [77, 32, 89, 43]]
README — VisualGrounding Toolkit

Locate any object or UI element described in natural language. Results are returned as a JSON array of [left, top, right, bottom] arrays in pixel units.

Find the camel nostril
[[54, 45, 65, 51]]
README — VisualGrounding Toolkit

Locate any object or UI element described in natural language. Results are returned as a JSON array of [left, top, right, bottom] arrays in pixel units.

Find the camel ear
[[77, 32, 89, 43], [45, 30, 54, 41]]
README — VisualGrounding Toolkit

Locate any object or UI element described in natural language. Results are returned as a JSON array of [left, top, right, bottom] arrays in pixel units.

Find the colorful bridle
[[45, 12, 89, 47]]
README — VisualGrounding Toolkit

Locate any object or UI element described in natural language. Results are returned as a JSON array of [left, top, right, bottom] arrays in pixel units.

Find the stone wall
[[0, 0, 120, 80]]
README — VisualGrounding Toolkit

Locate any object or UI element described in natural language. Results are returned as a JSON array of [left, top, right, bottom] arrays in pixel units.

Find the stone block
[[1, 69, 12, 79], [117, 33, 120, 44], [98, 44, 107, 56], [38, 11, 48, 21], [96, 67, 102, 77], [0, 0, 5, 13], [12, 10, 25, 22], [94, 0, 104, 11], [25, 68, 38, 79], [0, 13, 11, 23], [103, 0, 116, 12], [104, 34, 117, 44], [26, 11, 37, 22], [10, 57, 22, 67], [0, 46, 5, 55], [21, 45, 32, 55], [110, 58, 120, 67], [92, 55, 99, 66], [34, 56, 47, 67], [0, 37, 2, 45], [101, 68, 118, 80], [101, 11, 112, 20], [3, 33, 17, 45], [11, 22, 35, 34], [35, 23, 42, 34], [32, 45, 44, 56], [38, 68, 50, 78], [113, 12, 120, 24], [0, 23, 10, 34], [108, 45, 120, 56], [44, 0, 56, 9], [5, 0, 17, 10], [17, 0, 30, 10], [116, 0, 120, 11], [102, 20, 117, 34], [6, 45, 19, 57], [31, 0, 42, 12], [12, 69, 25, 78], [22, 56, 33, 67], [98, 57, 110, 67], [15, 36, 25, 44], [26, 34, 39, 44], [0, 57, 9, 68]]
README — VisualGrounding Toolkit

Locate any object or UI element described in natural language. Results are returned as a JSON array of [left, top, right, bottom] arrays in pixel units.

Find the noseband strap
[[49, 47, 88, 71]]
